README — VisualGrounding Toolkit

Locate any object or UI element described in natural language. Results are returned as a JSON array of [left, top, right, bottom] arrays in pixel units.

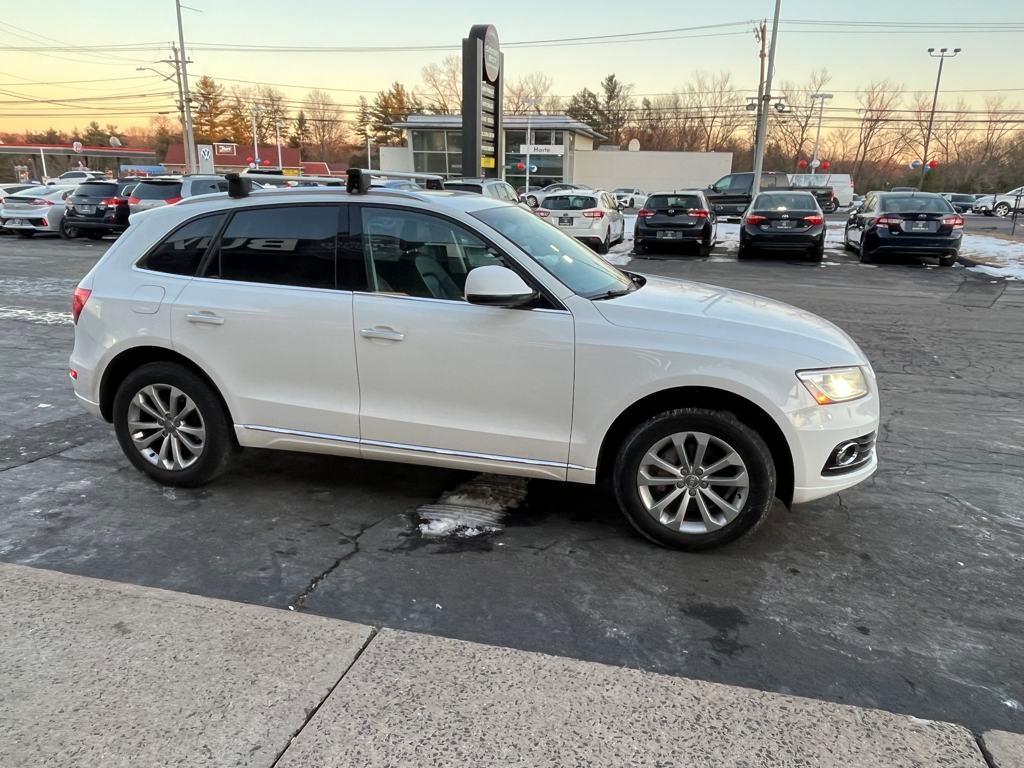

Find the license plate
[[558, 216, 573, 226], [774, 221, 793, 229], [9, 219, 25, 226], [911, 221, 929, 231], [77, 205, 96, 214], [656, 231, 682, 239]]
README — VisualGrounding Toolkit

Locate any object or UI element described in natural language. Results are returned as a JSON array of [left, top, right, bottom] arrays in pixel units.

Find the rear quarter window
[[137, 213, 226, 276]]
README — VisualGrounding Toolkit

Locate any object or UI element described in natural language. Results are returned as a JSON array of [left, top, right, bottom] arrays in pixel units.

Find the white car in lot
[[0, 185, 76, 237], [69, 171, 879, 550], [612, 187, 648, 209], [972, 186, 1024, 217], [535, 190, 626, 254]]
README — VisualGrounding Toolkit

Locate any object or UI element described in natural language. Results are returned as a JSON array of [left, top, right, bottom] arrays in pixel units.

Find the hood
[[595, 275, 867, 367]]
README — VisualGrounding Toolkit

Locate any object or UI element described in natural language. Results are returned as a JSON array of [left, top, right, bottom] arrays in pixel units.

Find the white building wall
[[572, 151, 732, 192], [379, 145, 413, 173]]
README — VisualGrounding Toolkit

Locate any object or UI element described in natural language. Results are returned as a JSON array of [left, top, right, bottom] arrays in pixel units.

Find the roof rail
[[224, 169, 445, 199]]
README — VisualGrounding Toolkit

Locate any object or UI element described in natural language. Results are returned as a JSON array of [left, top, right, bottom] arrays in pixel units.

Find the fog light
[[834, 441, 859, 466]]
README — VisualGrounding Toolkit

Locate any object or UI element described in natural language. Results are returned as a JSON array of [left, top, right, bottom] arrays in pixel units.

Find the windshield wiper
[[590, 287, 634, 300]]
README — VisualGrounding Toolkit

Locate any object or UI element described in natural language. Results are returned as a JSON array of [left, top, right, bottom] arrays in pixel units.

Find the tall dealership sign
[[462, 24, 503, 179]]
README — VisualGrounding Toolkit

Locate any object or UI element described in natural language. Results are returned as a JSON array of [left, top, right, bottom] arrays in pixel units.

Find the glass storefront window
[[413, 152, 449, 173], [411, 130, 446, 152], [446, 131, 462, 152]]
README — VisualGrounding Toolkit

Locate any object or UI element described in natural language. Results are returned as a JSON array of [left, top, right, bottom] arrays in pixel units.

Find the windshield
[[473, 205, 634, 299], [612, 188, 633, 193], [544, 195, 597, 210], [647, 194, 702, 209], [753, 193, 818, 210], [881, 196, 953, 214]]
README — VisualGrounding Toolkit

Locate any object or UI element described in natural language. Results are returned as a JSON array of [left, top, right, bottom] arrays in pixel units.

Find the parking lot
[[1, 226, 1022, 737]]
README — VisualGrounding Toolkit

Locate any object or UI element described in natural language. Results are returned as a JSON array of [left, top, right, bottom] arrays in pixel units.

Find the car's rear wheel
[[113, 362, 234, 487], [858, 236, 875, 264], [613, 408, 776, 550], [633, 239, 646, 256], [994, 202, 1011, 217], [60, 219, 79, 239], [807, 237, 825, 262], [843, 227, 856, 252], [526, 195, 538, 208], [14, 230, 34, 238], [737, 241, 754, 260], [595, 230, 610, 254]]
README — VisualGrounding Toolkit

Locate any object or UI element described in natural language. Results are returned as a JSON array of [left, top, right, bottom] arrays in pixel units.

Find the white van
[[790, 174, 855, 208]]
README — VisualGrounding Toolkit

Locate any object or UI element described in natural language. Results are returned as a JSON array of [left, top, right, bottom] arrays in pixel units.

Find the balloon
[[928, 159, 938, 169], [246, 155, 254, 163], [262, 159, 270, 166], [910, 160, 922, 169], [797, 159, 808, 169], [516, 161, 526, 171], [820, 160, 831, 171]]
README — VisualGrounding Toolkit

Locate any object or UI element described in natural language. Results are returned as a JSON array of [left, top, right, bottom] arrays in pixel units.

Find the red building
[[163, 142, 303, 174]]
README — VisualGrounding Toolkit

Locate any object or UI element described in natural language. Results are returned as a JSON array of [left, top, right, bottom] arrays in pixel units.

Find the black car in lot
[[940, 192, 976, 214], [634, 191, 717, 256], [843, 191, 962, 266], [62, 179, 137, 239], [737, 191, 825, 262]]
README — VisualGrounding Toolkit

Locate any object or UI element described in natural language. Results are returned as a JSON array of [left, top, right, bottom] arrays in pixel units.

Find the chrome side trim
[[238, 424, 585, 470]]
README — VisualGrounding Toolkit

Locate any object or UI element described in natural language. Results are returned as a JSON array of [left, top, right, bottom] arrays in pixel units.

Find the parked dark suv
[[62, 179, 138, 239]]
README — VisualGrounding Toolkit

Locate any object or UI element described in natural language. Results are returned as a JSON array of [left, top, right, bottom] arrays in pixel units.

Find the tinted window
[[753, 193, 818, 209], [544, 195, 597, 210], [133, 181, 183, 200], [881, 196, 954, 214], [139, 214, 226, 276], [951, 194, 974, 203], [187, 179, 227, 196], [647, 194, 703, 209], [443, 183, 483, 194], [208, 206, 340, 289], [361, 207, 508, 301], [75, 182, 118, 197]]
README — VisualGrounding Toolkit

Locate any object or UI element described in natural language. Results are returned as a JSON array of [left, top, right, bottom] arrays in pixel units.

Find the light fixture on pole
[[751, 0, 782, 200], [809, 92, 833, 175], [919, 47, 961, 190]]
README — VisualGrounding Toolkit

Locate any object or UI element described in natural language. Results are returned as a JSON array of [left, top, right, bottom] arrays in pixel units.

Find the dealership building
[[382, 114, 732, 192]]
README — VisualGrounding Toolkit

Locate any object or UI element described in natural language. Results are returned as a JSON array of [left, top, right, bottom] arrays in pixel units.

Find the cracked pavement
[[1, 233, 1022, 736]]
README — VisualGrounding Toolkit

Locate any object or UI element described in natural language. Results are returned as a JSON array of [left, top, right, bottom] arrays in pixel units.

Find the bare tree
[[419, 55, 461, 115], [685, 71, 745, 152], [304, 89, 347, 160], [504, 72, 555, 115], [773, 69, 832, 167], [851, 80, 903, 183]]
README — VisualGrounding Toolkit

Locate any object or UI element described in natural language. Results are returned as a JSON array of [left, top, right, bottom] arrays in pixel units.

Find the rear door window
[[138, 213, 226, 276]]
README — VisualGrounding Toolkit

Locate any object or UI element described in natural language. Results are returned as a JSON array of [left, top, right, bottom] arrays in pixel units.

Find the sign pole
[[461, 25, 501, 180]]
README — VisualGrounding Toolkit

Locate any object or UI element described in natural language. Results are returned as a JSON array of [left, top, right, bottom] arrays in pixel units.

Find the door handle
[[186, 312, 225, 326], [360, 326, 404, 341]]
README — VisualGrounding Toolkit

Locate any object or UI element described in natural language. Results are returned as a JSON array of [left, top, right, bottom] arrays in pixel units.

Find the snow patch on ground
[[0, 306, 72, 325], [961, 233, 1024, 279]]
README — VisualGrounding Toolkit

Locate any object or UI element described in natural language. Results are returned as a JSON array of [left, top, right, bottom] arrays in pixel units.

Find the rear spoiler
[[224, 169, 444, 199]]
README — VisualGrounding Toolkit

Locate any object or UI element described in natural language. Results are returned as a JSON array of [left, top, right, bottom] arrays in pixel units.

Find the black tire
[[526, 195, 538, 208], [633, 239, 646, 256], [613, 408, 776, 551], [825, 198, 838, 213], [60, 219, 79, 239], [858, 236, 875, 264], [994, 202, 1010, 217], [938, 253, 956, 267], [807, 237, 825, 262], [843, 227, 856, 252], [737, 242, 754, 260], [596, 231, 610, 254], [113, 361, 234, 487], [14, 230, 34, 238], [699, 241, 713, 258]]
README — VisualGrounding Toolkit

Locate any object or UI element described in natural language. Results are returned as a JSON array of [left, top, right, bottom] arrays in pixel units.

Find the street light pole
[[750, 0, 781, 199], [275, 121, 283, 170], [919, 47, 961, 190], [174, 0, 197, 174], [250, 106, 261, 166], [810, 92, 833, 175]]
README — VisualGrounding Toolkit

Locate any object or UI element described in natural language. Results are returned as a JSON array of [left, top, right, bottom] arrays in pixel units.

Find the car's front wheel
[[994, 202, 1011, 217], [613, 408, 776, 550], [113, 362, 234, 487]]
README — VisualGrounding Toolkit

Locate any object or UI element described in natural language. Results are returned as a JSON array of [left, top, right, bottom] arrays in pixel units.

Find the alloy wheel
[[126, 383, 206, 471], [636, 431, 749, 534]]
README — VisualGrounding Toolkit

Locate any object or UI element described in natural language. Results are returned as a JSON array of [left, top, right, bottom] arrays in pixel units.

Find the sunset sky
[[1, 0, 1021, 134]]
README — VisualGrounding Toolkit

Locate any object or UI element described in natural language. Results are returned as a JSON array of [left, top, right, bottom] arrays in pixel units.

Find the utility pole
[[810, 92, 833, 174], [754, 20, 766, 152], [165, 46, 187, 155], [250, 106, 262, 166], [751, 0, 781, 199], [919, 47, 961, 190], [275, 121, 283, 170], [175, 0, 197, 174]]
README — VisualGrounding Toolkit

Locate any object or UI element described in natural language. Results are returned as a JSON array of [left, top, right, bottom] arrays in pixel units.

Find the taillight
[[875, 215, 902, 226], [30, 198, 54, 206], [744, 213, 767, 225], [803, 214, 824, 225], [583, 210, 605, 218], [637, 209, 655, 219], [688, 209, 710, 218], [71, 287, 91, 324], [534, 210, 550, 218], [101, 197, 126, 206], [942, 215, 964, 229], [128, 196, 140, 205], [165, 195, 183, 204]]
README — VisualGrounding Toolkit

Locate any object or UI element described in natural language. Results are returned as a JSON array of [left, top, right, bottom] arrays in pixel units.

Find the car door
[[603, 192, 624, 239], [171, 203, 364, 444], [707, 173, 752, 216], [351, 204, 575, 476]]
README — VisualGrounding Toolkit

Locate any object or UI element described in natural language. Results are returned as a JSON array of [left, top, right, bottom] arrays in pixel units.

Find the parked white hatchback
[[535, 190, 626, 254], [70, 171, 879, 550]]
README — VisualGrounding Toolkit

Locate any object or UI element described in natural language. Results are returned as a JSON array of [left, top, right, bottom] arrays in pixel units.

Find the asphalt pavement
[[1, 230, 1022, 738]]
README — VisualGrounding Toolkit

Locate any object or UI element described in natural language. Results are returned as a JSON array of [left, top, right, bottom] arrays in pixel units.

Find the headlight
[[797, 366, 868, 405]]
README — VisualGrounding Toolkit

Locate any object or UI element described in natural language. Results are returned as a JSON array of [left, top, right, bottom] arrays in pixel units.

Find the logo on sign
[[200, 147, 213, 161], [214, 143, 237, 156]]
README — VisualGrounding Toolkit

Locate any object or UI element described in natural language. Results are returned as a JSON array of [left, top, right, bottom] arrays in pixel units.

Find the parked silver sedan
[[0, 185, 76, 238]]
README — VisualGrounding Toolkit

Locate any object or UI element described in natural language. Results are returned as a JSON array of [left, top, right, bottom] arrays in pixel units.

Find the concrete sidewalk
[[0, 562, 1017, 767]]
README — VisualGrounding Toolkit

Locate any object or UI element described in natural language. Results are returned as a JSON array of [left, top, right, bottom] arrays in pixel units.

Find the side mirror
[[465, 265, 537, 308]]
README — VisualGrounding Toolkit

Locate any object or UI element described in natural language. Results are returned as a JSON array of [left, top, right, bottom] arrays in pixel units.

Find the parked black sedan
[[62, 179, 137, 239], [633, 190, 718, 256], [843, 191, 962, 266], [940, 192, 976, 214], [737, 191, 825, 262]]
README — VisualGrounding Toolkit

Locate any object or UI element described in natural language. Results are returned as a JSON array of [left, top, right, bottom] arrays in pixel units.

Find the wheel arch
[[98, 345, 235, 427], [595, 386, 795, 507]]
